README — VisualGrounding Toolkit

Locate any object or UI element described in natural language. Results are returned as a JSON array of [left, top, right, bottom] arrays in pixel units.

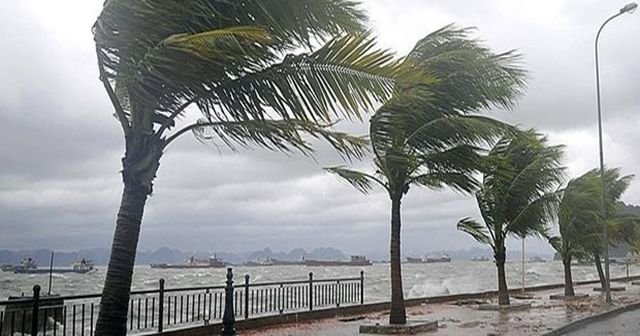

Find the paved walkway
[[565, 308, 640, 336], [243, 281, 640, 336]]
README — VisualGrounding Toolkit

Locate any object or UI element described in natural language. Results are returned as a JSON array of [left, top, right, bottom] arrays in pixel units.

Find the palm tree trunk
[[495, 251, 510, 305], [96, 138, 162, 336], [594, 253, 606, 289], [95, 184, 148, 335], [563, 256, 574, 297], [389, 195, 406, 325]]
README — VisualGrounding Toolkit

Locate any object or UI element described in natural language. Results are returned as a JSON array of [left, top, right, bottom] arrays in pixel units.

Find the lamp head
[[620, 2, 638, 14]]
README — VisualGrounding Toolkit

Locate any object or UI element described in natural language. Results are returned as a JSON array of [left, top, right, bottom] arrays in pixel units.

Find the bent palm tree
[[93, 1, 412, 334], [567, 168, 638, 288], [458, 130, 564, 305], [548, 172, 600, 296], [327, 25, 526, 324]]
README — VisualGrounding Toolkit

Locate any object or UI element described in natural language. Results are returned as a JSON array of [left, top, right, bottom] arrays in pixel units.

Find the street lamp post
[[594, 1, 637, 304]]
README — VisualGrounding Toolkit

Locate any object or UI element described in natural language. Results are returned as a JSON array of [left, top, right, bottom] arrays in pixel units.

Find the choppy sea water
[[1, 261, 637, 302]]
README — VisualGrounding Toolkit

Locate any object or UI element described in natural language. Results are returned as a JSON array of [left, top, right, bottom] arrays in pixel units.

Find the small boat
[[471, 256, 490, 262], [304, 255, 372, 267], [150, 255, 226, 269], [14, 257, 95, 274]]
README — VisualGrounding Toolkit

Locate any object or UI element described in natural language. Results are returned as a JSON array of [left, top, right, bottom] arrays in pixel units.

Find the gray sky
[[1, 1, 639, 258]]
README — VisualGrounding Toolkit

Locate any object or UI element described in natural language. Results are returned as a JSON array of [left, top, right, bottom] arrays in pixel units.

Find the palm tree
[[548, 172, 601, 297], [327, 25, 526, 324], [565, 168, 638, 289], [93, 1, 414, 334], [458, 130, 564, 305]]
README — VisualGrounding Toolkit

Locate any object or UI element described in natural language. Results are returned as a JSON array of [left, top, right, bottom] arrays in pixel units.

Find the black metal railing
[[0, 269, 365, 335]]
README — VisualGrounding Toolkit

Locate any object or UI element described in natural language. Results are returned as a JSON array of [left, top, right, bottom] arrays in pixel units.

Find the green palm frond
[[406, 115, 514, 152], [609, 214, 640, 245], [324, 166, 387, 194], [556, 167, 639, 258], [457, 217, 494, 247], [405, 24, 527, 112], [179, 118, 368, 160], [162, 26, 273, 61], [507, 190, 561, 238], [198, 32, 405, 124], [548, 236, 562, 253], [411, 171, 480, 193]]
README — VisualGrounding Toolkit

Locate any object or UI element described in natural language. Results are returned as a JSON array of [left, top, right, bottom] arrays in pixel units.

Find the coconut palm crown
[[93, 1, 418, 334], [327, 25, 527, 324], [458, 129, 565, 305]]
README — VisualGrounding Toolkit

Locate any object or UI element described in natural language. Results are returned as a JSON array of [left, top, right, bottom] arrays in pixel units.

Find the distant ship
[[1, 264, 14, 272], [13, 257, 95, 274], [304, 255, 372, 267], [528, 256, 546, 263], [244, 257, 304, 266], [406, 254, 451, 263], [150, 255, 225, 269], [471, 256, 490, 262]]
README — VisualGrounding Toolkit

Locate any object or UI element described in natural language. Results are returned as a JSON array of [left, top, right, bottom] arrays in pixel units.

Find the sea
[[1, 261, 637, 302]]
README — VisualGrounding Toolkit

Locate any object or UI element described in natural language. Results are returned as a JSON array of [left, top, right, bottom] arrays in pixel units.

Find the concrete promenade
[[242, 280, 640, 336], [564, 307, 640, 335]]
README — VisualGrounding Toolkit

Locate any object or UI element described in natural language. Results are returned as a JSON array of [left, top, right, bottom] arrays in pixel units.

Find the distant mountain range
[[0, 247, 347, 266]]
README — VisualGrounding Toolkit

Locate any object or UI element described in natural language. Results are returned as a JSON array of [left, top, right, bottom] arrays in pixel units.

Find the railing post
[[279, 284, 284, 314], [158, 278, 165, 333], [244, 274, 250, 320], [31, 285, 40, 336], [308, 272, 313, 311], [221, 268, 236, 336], [336, 280, 340, 308], [360, 271, 364, 305]]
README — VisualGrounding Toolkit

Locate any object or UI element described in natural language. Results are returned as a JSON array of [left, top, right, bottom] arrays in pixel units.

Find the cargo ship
[[406, 254, 451, 263], [150, 255, 225, 269], [304, 255, 372, 267]]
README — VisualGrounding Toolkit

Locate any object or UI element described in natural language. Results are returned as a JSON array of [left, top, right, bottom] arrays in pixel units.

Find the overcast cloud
[[1, 1, 639, 258]]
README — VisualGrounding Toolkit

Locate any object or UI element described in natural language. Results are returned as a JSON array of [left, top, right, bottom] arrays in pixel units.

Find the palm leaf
[[548, 236, 563, 253], [180, 118, 368, 160], [457, 217, 494, 247], [162, 26, 274, 62], [405, 24, 527, 112], [411, 171, 480, 193], [324, 166, 387, 194], [197, 33, 405, 124]]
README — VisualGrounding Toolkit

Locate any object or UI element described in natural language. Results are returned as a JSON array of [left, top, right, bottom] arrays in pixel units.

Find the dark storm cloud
[[1, 1, 639, 257]]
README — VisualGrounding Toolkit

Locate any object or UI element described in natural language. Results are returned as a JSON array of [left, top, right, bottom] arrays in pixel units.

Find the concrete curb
[[541, 301, 640, 336]]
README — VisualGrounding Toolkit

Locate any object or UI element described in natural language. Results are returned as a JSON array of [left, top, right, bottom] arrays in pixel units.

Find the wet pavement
[[565, 308, 640, 336], [243, 281, 640, 336]]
